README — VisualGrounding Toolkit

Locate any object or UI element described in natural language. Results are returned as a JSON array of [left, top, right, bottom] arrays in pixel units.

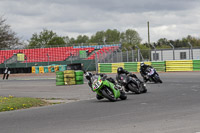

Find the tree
[[90, 31, 105, 44], [48, 36, 65, 46], [75, 35, 89, 44], [121, 29, 142, 48], [104, 29, 120, 43], [63, 36, 70, 45], [69, 37, 75, 45], [156, 38, 170, 48], [182, 35, 200, 47], [0, 16, 21, 49], [28, 29, 65, 48]]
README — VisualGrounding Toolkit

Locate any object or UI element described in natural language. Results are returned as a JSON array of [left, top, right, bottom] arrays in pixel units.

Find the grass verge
[[0, 95, 49, 112]]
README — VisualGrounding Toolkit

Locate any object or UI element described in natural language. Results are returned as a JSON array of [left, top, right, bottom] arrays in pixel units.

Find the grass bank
[[0, 95, 49, 112]]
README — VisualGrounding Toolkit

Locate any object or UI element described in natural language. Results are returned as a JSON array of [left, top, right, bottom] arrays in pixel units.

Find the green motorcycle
[[91, 75, 127, 102]]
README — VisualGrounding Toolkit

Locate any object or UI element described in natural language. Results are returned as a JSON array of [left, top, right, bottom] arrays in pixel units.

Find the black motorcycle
[[145, 67, 162, 83], [116, 74, 147, 94]]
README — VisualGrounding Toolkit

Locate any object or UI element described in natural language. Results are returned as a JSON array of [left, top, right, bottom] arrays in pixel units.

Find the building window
[[153, 53, 159, 60], [180, 52, 186, 59]]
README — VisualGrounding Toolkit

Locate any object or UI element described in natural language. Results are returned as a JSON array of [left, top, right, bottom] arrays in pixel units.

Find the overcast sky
[[0, 0, 200, 43]]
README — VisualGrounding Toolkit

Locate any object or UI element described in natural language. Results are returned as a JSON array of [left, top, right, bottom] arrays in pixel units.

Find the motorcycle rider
[[85, 72, 120, 100], [140, 62, 153, 82], [116, 67, 143, 92]]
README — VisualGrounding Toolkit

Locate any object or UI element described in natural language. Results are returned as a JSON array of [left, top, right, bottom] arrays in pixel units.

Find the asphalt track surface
[[0, 72, 200, 133]]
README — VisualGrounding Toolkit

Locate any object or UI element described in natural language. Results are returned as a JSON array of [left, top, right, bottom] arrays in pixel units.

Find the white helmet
[[85, 72, 92, 80], [140, 62, 145, 67]]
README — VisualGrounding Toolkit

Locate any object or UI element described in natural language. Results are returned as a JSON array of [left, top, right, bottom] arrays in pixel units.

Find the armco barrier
[[193, 60, 200, 71], [112, 63, 124, 73], [98, 60, 200, 73], [166, 60, 193, 72], [124, 62, 137, 72], [98, 63, 112, 73], [151, 61, 166, 72]]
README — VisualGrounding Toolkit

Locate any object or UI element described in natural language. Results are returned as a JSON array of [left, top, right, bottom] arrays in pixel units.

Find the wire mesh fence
[[96, 48, 200, 64]]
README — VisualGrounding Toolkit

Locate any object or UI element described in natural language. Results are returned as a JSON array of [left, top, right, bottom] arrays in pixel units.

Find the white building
[[151, 48, 200, 61]]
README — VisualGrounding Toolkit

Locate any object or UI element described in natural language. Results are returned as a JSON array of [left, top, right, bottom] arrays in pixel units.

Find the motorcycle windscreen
[[92, 76, 102, 91], [119, 74, 127, 83], [148, 68, 154, 76]]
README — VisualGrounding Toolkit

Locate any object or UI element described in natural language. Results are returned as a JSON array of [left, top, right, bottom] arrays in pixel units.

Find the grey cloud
[[48, 0, 200, 12], [0, 0, 200, 42]]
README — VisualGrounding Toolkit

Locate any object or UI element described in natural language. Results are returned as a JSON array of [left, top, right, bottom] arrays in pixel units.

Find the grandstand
[[0, 44, 121, 64]]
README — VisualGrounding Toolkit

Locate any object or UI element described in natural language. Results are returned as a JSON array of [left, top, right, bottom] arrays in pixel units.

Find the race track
[[0, 72, 200, 133]]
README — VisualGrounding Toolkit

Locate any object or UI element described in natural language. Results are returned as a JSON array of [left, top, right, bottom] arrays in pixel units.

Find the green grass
[[0, 96, 49, 112]]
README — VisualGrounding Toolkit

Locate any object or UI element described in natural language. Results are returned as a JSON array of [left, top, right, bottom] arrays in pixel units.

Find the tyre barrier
[[75, 70, 84, 85], [56, 71, 65, 86], [64, 70, 76, 85], [54, 70, 84, 86]]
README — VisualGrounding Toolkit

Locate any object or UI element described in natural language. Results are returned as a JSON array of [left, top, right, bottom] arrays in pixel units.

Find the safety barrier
[[32, 65, 67, 73], [166, 60, 193, 72], [35, 66, 39, 74], [98, 60, 200, 73], [112, 63, 124, 73], [98, 63, 112, 73], [193, 60, 200, 71], [151, 61, 166, 72], [32, 66, 35, 73], [124, 62, 138, 72], [44, 66, 48, 73], [56, 70, 84, 86], [39, 66, 44, 73]]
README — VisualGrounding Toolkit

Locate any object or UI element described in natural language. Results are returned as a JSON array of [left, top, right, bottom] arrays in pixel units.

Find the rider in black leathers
[[116, 67, 143, 91], [140, 62, 153, 82], [116, 67, 142, 82]]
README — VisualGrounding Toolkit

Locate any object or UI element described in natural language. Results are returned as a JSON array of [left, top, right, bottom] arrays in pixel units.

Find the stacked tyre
[[75, 70, 84, 85], [64, 70, 76, 85], [56, 71, 65, 86]]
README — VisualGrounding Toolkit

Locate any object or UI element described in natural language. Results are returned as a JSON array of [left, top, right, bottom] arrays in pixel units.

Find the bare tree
[[0, 16, 21, 49]]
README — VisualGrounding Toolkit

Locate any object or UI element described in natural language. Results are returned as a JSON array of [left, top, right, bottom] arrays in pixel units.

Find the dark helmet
[[140, 62, 145, 67], [117, 67, 123, 74], [85, 72, 92, 80]]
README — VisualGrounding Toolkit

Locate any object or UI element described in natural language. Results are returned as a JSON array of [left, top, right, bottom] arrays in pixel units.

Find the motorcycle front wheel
[[102, 88, 117, 102], [154, 74, 163, 83], [128, 83, 141, 94], [140, 84, 147, 93]]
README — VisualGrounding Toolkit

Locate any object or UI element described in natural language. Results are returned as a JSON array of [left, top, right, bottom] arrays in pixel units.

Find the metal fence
[[95, 47, 200, 64]]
